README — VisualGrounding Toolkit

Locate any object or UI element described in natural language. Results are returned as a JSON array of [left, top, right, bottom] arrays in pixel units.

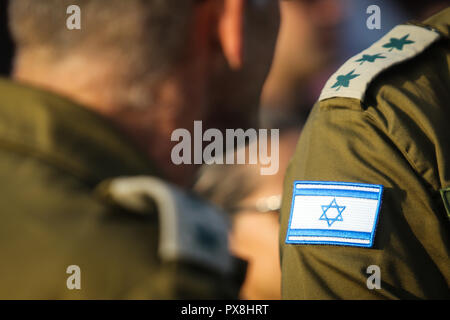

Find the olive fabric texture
[[0, 78, 243, 299], [280, 8, 450, 299]]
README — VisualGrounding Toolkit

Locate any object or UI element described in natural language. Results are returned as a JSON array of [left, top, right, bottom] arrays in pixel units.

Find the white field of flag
[[286, 181, 383, 248]]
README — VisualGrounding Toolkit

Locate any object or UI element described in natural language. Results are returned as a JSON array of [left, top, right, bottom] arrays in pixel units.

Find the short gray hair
[[9, 0, 194, 108]]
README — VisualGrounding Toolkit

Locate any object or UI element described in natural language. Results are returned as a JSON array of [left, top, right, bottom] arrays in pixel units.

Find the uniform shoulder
[[0, 78, 155, 183], [421, 7, 450, 36], [97, 176, 236, 275], [0, 151, 243, 297], [318, 23, 443, 107], [304, 17, 450, 193]]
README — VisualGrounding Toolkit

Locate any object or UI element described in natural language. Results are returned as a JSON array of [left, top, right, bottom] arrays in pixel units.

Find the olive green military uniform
[[0, 78, 244, 299], [281, 8, 450, 299]]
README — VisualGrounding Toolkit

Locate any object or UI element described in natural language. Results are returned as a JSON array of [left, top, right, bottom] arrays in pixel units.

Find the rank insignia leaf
[[355, 53, 386, 65], [382, 34, 415, 52], [331, 69, 360, 91]]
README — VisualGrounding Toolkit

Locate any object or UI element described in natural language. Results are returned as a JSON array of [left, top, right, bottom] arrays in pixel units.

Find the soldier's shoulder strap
[[96, 176, 236, 276], [319, 23, 443, 103]]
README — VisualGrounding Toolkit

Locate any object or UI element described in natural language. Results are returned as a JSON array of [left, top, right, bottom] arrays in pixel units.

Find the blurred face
[[206, 0, 280, 131]]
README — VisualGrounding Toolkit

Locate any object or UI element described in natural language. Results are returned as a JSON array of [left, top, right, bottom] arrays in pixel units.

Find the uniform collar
[[0, 77, 158, 186]]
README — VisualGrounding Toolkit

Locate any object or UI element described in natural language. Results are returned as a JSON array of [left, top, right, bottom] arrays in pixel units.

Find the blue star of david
[[320, 198, 346, 227]]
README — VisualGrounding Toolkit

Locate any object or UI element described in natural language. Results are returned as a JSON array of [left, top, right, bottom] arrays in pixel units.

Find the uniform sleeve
[[280, 99, 450, 299]]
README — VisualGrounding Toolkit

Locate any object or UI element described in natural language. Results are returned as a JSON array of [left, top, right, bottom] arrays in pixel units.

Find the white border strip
[[296, 184, 380, 193], [288, 236, 371, 245]]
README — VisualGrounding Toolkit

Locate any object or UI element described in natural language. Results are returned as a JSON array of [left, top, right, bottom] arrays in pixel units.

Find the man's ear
[[218, 0, 245, 70]]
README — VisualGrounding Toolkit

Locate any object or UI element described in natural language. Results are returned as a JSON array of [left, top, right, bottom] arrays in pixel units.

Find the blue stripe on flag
[[294, 188, 379, 199], [287, 229, 372, 240]]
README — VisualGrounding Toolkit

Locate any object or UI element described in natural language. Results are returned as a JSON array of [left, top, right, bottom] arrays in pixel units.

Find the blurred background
[[0, 0, 447, 300]]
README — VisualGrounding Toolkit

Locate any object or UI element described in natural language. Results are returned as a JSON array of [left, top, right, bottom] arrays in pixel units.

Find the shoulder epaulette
[[98, 176, 234, 275], [319, 24, 441, 102]]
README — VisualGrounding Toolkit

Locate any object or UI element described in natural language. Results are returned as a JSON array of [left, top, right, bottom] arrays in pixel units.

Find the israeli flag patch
[[286, 181, 383, 248]]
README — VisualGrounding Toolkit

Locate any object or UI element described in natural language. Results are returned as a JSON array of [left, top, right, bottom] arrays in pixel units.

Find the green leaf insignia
[[382, 34, 415, 52], [355, 53, 386, 65], [331, 69, 360, 91]]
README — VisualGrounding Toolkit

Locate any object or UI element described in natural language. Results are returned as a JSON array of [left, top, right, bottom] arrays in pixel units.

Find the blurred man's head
[[9, 0, 279, 185], [9, 0, 194, 111]]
